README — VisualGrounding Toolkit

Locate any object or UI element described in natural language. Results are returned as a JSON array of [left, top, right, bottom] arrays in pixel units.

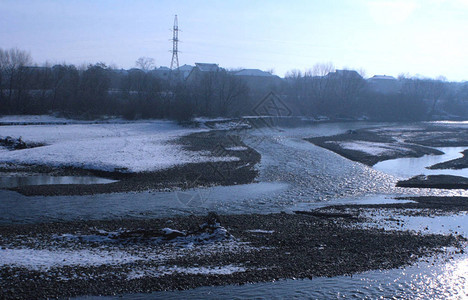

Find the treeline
[[0, 48, 251, 121], [281, 65, 468, 121], [1, 48, 467, 121]]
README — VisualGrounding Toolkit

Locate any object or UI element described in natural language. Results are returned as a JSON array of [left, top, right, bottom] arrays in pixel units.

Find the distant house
[[186, 63, 219, 82], [175, 64, 194, 80], [326, 69, 363, 80], [233, 69, 282, 91], [150, 66, 171, 80], [149, 65, 194, 81], [234, 69, 273, 77], [367, 75, 401, 94]]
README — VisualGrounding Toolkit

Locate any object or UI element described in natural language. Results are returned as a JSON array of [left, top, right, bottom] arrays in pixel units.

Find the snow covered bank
[[127, 264, 246, 279], [0, 121, 237, 172], [332, 141, 408, 156], [0, 115, 82, 124], [0, 248, 143, 270]]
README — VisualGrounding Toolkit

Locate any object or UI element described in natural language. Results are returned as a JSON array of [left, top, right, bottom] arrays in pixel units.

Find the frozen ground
[[0, 120, 237, 172], [0, 248, 144, 270], [0, 115, 85, 124], [333, 140, 411, 156], [0, 115, 132, 124], [0, 222, 260, 280]]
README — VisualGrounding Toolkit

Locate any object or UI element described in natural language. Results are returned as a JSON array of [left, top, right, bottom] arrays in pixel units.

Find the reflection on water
[[0, 175, 117, 188], [374, 147, 468, 179], [0, 182, 288, 224], [88, 253, 467, 300]]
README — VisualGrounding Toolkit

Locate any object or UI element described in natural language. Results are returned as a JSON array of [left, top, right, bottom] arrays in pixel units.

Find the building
[[150, 66, 171, 80], [175, 64, 194, 80], [186, 63, 219, 82], [233, 69, 282, 92], [326, 69, 363, 80], [367, 75, 401, 94]]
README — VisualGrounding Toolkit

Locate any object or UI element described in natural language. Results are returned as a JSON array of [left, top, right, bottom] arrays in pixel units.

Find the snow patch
[[225, 146, 248, 151], [0, 248, 143, 270], [246, 229, 275, 234], [127, 264, 246, 279], [336, 141, 407, 156], [0, 115, 82, 124], [0, 121, 237, 172]]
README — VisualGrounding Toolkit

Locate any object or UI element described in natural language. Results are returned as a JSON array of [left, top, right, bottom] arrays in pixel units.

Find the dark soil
[[6, 130, 261, 196], [401, 126, 468, 147], [396, 174, 468, 189], [321, 196, 468, 214], [0, 136, 45, 150], [306, 128, 442, 166], [0, 212, 464, 299], [428, 149, 468, 170]]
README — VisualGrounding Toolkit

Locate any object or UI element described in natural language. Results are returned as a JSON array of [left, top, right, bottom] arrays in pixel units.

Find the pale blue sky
[[1, 0, 467, 80]]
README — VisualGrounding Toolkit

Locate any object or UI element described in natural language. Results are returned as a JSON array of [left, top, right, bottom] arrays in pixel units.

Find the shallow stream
[[374, 147, 468, 178], [0, 175, 117, 188], [1, 122, 467, 223]]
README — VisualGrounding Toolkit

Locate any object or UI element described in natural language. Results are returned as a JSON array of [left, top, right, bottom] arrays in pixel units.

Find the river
[[1, 121, 466, 224], [2, 121, 468, 298]]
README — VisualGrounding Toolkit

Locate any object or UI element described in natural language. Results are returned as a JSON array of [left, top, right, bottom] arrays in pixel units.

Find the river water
[[0, 175, 117, 188], [2, 122, 466, 224], [107, 253, 467, 299], [374, 147, 468, 178], [2, 121, 468, 298]]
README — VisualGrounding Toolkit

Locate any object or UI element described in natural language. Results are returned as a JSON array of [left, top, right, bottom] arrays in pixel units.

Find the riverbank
[[3, 130, 260, 196], [397, 174, 468, 189], [428, 149, 468, 170], [0, 210, 465, 299], [318, 195, 468, 215], [307, 123, 468, 190], [305, 125, 454, 166]]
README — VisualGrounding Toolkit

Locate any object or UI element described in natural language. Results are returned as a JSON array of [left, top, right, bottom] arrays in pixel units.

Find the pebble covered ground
[[1, 122, 468, 298], [0, 210, 465, 299]]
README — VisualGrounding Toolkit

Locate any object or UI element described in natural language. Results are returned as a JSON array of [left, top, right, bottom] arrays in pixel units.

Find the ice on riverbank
[[0, 248, 143, 270], [127, 264, 246, 280], [333, 141, 411, 156], [361, 209, 468, 236], [0, 121, 238, 172]]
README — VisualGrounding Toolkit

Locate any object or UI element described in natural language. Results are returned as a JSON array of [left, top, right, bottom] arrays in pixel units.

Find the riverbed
[[2, 122, 467, 224], [1, 120, 468, 298]]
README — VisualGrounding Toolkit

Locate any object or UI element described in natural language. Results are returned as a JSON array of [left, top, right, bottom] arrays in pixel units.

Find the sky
[[1, 0, 467, 81]]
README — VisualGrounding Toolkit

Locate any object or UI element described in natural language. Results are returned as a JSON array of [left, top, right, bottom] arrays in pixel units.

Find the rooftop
[[234, 69, 274, 77], [195, 63, 219, 72], [369, 75, 397, 80]]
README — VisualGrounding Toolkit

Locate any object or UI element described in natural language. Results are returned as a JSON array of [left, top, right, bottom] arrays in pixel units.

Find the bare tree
[[0, 48, 33, 112], [135, 57, 155, 72], [310, 62, 335, 77], [217, 70, 249, 116]]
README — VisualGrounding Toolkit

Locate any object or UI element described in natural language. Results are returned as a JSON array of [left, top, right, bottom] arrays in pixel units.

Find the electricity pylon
[[170, 15, 179, 70]]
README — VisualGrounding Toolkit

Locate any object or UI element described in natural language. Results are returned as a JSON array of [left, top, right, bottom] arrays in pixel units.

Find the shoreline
[[428, 149, 468, 170], [306, 124, 468, 190], [305, 126, 447, 166], [396, 174, 468, 189], [2, 130, 261, 196], [1, 208, 466, 299]]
